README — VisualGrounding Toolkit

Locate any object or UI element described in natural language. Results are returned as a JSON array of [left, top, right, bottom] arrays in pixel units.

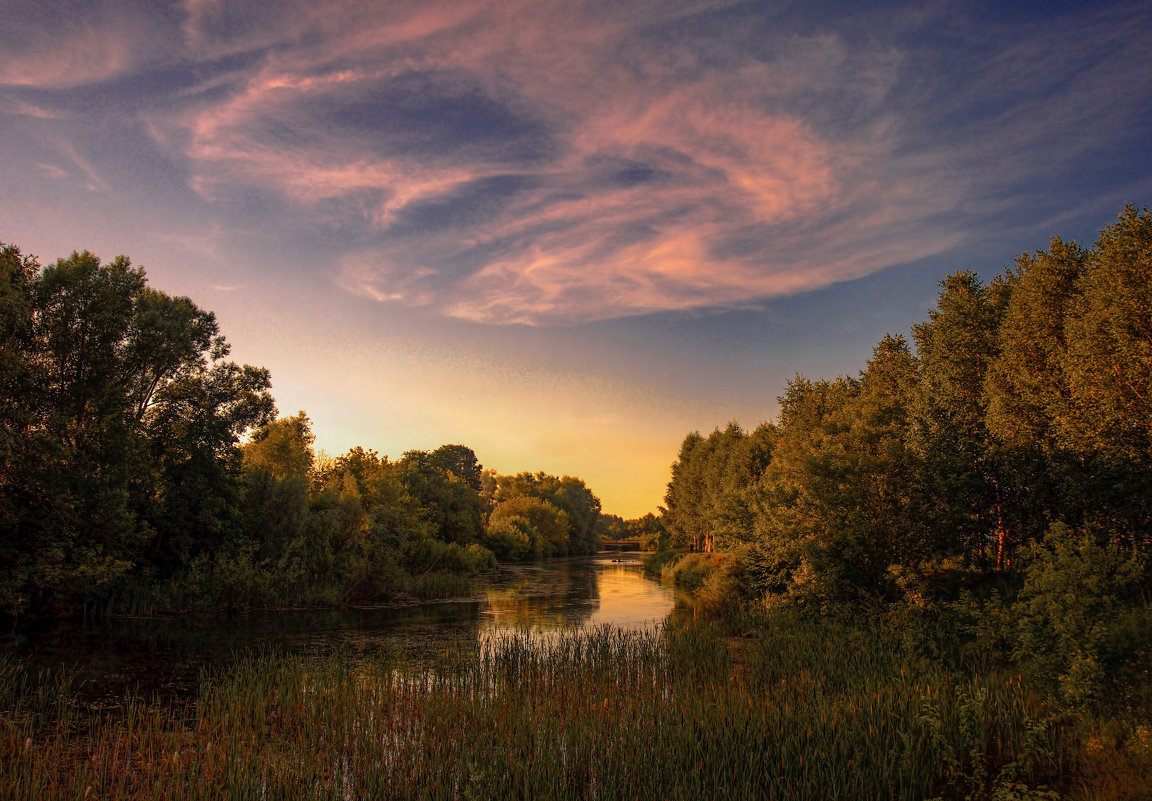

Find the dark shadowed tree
[[911, 270, 1005, 568], [0, 247, 274, 614]]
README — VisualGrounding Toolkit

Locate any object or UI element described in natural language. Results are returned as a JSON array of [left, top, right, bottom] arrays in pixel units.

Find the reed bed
[[0, 615, 1084, 800]]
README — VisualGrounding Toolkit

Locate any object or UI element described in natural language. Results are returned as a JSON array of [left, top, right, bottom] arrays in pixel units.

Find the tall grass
[[1, 612, 1142, 800]]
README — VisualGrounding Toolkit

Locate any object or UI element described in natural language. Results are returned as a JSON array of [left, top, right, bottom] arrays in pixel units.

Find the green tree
[[487, 495, 569, 558], [797, 336, 935, 600], [1061, 206, 1152, 461], [241, 413, 315, 564], [142, 352, 275, 568], [750, 375, 858, 598], [0, 246, 274, 614], [625, 513, 666, 551], [985, 239, 1086, 449], [243, 412, 314, 481], [1059, 207, 1152, 547], [428, 444, 483, 493], [983, 238, 1091, 549], [662, 432, 711, 552], [400, 448, 485, 544], [495, 472, 602, 555], [911, 271, 1006, 568]]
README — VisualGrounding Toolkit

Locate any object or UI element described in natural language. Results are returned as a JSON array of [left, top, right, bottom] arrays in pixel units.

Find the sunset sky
[[3, 0, 1152, 516]]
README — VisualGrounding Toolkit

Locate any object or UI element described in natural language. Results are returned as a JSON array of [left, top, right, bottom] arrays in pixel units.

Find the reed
[[2, 612, 1140, 800]]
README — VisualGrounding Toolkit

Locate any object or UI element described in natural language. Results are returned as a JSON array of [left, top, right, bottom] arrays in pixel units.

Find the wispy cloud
[[153, 0, 915, 322], [0, 2, 170, 89], [7, 0, 1150, 324]]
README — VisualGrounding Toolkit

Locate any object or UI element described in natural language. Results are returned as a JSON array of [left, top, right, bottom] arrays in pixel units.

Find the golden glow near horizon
[[246, 320, 762, 519]]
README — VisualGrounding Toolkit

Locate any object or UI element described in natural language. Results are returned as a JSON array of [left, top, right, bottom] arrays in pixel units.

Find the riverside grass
[[0, 612, 1103, 801]]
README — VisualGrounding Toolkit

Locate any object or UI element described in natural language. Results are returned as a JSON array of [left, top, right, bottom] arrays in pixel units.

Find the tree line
[[0, 245, 613, 617], [662, 205, 1151, 605]]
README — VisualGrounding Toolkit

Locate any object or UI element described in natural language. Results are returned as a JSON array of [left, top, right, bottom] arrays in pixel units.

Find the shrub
[[660, 551, 748, 615], [482, 520, 534, 561], [405, 539, 497, 577], [642, 548, 683, 577], [1014, 523, 1151, 707]]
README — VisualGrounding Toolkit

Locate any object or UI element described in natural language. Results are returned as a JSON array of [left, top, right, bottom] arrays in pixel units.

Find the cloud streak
[[5, 0, 1150, 324]]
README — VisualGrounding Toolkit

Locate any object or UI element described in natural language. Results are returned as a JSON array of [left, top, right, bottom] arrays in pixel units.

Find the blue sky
[[3, 0, 1151, 515]]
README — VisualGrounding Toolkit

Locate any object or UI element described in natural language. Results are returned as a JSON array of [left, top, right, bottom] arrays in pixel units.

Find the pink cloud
[[151, 0, 967, 324], [0, 11, 162, 89]]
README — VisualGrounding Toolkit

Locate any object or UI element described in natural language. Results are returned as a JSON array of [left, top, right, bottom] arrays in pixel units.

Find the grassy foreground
[[2, 611, 1149, 800]]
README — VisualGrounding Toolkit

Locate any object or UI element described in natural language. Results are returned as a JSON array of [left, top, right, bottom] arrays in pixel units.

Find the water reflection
[[3, 555, 678, 704], [482, 557, 675, 633]]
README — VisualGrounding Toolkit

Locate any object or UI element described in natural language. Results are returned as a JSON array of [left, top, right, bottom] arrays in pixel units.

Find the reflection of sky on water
[[3, 556, 679, 704], [480, 557, 678, 634], [587, 561, 681, 630]]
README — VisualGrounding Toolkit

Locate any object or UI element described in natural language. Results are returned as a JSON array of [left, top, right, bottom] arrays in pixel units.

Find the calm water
[[3, 555, 681, 705]]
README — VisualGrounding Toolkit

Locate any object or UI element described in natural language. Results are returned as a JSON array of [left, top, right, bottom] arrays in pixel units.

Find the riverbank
[[7, 607, 1147, 800], [2, 556, 678, 709]]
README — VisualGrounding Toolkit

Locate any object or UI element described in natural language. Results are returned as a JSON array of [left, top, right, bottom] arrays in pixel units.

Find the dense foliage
[[660, 205, 1152, 705], [663, 206, 1151, 581], [0, 246, 605, 617], [0, 247, 276, 616]]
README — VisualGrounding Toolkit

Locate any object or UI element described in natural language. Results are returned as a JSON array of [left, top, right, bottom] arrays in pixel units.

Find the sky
[[3, 0, 1152, 517]]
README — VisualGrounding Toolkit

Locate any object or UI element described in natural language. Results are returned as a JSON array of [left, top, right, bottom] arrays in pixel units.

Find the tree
[[428, 444, 483, 493], [0, 246, 274, 614], [625, 513, 665, 550], [985, 239, 1086, 449], [911, 271, 1006, 568], [141, 351, 275, 568], [662, 432, 710, 551], [1061, 206, 1152, 462], [753, 374, 858, 583], [400, 448, 485, 544], [487, 495, 569, 558], [793, 336, 935, 599], [0, 244, 38, 532], [1058, 206, 1152, 547], [243, 412, 314, 481], [983, 238, 1090, 549], [494, 472, 602, 555], [241, 413, 315, 563]]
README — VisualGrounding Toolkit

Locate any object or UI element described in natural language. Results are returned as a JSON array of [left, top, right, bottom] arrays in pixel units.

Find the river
[[2, 554, 681, 706]]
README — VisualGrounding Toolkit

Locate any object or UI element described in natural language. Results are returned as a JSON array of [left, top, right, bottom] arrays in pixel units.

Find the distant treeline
[[662, 205, 1150, 602], [0, 245, 634, 618]]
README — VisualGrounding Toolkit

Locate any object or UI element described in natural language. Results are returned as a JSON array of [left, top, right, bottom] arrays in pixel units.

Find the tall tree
[[984, 238, 1088, 547], [911, 271, 1006, 568], [1060, 206, 1152, 462], [985, 239, 1086, 449], [0, 247, 274, 613], [662, 432, 711, 551], [1059, 206, 1152, 546]]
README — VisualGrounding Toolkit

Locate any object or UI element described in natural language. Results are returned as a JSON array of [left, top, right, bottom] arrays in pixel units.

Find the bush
[[1014, 523, 1151, 707], [405, 539, 497, 577], [482, 520, 534, 561], [660, 551, 748, 615], [642, 548, 683, 577]]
